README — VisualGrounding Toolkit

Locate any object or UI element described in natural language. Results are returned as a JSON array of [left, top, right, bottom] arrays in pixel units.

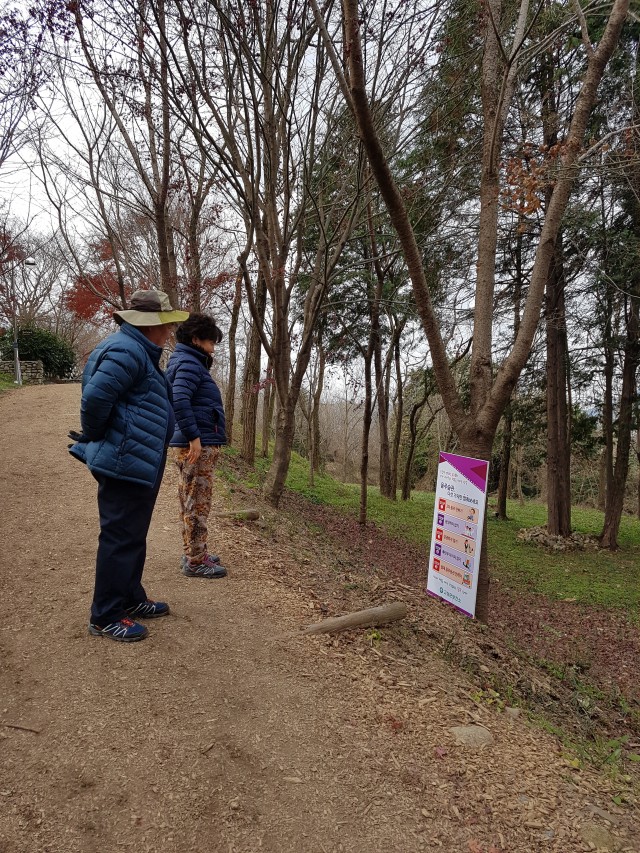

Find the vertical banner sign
[[427, 452, 489, 619]]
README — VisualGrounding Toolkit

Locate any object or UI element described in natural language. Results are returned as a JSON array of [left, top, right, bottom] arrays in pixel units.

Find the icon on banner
[[437, 513, 445, 525], [438, 498, 446, 511], [435, 528, 443, 542], [433, 558, 441, 572], [434, 543, 441, 556]]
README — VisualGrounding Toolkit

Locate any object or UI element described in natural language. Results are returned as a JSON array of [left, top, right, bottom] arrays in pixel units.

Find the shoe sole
[[88, 626, 148, 642], [182, 568, 228, 579]]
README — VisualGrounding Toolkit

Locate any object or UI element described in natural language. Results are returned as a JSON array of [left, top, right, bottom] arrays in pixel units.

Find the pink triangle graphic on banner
[[439, 452, 488, 493]]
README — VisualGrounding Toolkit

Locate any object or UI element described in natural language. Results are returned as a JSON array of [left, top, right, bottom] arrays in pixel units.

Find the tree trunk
[[375, 336, 393, 498], [365, 190, 393, 498], [600, 61, 640, 546], [497, 211, 523, 521], [496, 405, 512, 520], [241, 273, 266, 465], [545, 238, 572, 536], [311, 342, 325, 472], [307, 399, 315, 489], [636, 426, 640, 520], [401, 369, 435, 501], [600, 297, 640, 548], [459, 434, 494, 625], [261, 360, 274, 458], [390, 338, 403, 498], [263, 402, 296, 506], [342, 381, 350, 482], [516, 445, 525, 505], [187, 213, 202, 312], [598, 447, 607, 511], [359, 349, 373, 526], [540, 43, 572, 538], [225, 271, 243, 446]]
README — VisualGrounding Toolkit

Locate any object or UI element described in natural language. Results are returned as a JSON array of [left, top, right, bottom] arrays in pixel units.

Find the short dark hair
[[176, 313, 223, 345]]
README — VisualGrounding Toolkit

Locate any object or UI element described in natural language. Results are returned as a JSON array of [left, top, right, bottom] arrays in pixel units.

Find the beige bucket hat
[[113, 289, 189, 327]]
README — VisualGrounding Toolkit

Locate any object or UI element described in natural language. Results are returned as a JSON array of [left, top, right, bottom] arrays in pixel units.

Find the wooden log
[[213, 509, 260, 520], [303, 602, 408, 635]]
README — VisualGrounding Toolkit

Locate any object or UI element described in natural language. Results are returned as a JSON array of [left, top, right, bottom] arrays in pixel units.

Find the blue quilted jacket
[[69, 323, 174, 486], [165, 343, 226, 447]]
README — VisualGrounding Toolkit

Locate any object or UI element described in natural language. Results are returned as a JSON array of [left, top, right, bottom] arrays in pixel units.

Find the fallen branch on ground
[[1, 722, 41, 734], [303, 602, 408, 635]]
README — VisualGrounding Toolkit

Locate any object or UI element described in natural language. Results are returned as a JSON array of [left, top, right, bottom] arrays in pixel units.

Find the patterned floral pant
[[170, 446, 220, 563]]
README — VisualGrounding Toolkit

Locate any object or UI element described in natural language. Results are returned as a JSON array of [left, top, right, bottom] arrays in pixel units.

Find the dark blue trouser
[[91, 455, 166, 626]]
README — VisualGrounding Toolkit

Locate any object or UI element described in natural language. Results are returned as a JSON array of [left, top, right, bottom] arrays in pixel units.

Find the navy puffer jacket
[[166, 343, 227, 447], [69, 323, 174, 486]]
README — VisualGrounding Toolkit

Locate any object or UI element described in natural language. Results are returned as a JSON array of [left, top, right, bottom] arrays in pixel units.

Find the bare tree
[[168, 0, 366, 504], [67, 0, 180, 306]]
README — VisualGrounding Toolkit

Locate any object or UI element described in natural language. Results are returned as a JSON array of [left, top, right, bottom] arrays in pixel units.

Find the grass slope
[[280, 452, 640, 613]]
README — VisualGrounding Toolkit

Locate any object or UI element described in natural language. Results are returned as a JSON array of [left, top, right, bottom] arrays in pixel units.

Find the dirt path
[[0, 384, 637, 853]]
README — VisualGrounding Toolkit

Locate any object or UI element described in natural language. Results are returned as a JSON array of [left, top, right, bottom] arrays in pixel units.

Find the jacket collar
[[119, 322, 164, 366], [175, 341, 212, 369]]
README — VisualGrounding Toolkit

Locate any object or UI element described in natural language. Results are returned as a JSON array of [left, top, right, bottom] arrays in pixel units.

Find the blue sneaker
[[125, 599, 170, 619], [182, 554, 228, 579], [89, 617, 148, 642]]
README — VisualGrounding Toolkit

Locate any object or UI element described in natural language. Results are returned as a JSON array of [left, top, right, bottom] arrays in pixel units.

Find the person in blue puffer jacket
[[69, 289, 189, 642], [166, 313, 228, 579]]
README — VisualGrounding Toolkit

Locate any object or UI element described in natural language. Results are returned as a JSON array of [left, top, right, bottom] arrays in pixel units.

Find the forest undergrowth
[[219, 449, 640, 792]]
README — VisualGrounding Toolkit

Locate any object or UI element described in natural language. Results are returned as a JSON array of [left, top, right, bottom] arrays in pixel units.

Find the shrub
[[0, 326, 76, 379]]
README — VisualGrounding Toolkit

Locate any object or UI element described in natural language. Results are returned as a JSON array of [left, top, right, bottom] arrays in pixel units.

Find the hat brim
[[113, 309, 190, 327]]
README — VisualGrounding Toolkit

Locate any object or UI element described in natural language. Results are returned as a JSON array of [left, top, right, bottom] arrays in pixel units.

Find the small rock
[[505, 706, 522, 720], [449, 725, 494, 748], [580, 822, 618, 851]]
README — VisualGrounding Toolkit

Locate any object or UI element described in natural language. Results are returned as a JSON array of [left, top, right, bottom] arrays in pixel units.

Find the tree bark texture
[[496, 405, 512, 520], [263, 402, 296, 506], [241, 273, 266, 465], [600, 298, 640, 548], [545, 241, 572, 537], [261, 360, 274, 458], [390, 338, 403, 498], [359, 348, 374, 526], [225, 271, 243, 445], [304, 602, 408, 635], [600, 84, 640, 547]]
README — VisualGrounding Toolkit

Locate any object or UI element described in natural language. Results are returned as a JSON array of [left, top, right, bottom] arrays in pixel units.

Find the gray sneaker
[[181, 554, 228, 579]]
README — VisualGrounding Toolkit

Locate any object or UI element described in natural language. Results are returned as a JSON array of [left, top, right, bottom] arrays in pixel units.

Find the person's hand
[[187, 437, 202, 464]]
